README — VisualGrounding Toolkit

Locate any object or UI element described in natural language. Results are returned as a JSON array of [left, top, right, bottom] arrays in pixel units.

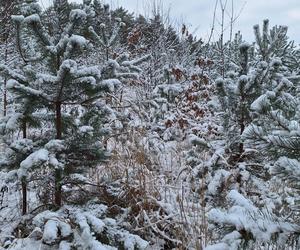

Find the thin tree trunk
[[55, 101, 62, 139], [22, 120, 26, 138], [106, 47, 109, 61], [238, 46, 249, 156], [3, 34, 8, 117], [21, 177, 27, 215], [54, 101, 62, 207], [22, 120, 27, 215], [3, 77, 7, 117], [220, 0, 227, 78]]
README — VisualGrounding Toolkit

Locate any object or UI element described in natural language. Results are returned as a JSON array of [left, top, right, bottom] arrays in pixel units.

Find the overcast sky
[[41, 0, 300, 43]]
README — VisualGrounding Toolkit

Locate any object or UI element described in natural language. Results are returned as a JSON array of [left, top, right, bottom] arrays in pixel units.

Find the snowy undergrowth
[[207, 190, 300, 250], [91, 79, 223, 249], [1, 202, 148, 250]]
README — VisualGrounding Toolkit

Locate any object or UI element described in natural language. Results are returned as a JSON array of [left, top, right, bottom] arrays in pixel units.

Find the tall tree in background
[[0, 0, 20, 117]]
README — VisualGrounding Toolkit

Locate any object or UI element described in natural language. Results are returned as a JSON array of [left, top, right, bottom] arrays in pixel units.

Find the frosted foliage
[[205, 242, 230, 250], [84, 213, 105, 233], [45, 140, 65, 152], [100, 79, 121, 92], [188, 134, 208, 147], [69, 9, 87, 22], [18, 149, 49, 179], [123, 234, 148, 250], [251, 94, 270, 112], [272, 157, 300, 182], [24, 14, 40, 23], [59, 241, 72, 250], [207, 170, 231, 195], [10, 139, 33, 153], [11, 15, 25, 23], [2, 113, 22, 132], [43, 220, 58, 244], [69, 35, 86, 47], [208, 190, 299, 246]]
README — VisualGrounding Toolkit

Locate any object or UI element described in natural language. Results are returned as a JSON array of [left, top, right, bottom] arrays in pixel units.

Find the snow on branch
[[18, 149, 49, 179]]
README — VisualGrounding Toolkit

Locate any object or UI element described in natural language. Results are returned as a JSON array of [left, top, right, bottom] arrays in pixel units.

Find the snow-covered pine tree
[[88, 16, 125, 61], [215, 19, 298, 165], [130, 12, 183, 90], [253, 19, 294, 63], [206, 21, 300, 249], [239, 60, 300, 249], [0, 0, 36, 215], [0, 62, 43, 214], [1, 0, 150, 210], [215, 42, 254, 164], [240, 19, 299, 166], [53, 0, 71, 27], [91, 0, 110, 30], [112, 7, 135, 46], [86, 1, 132, 62], [0, 1, 111, 209], [241, 23, 300, 245], [42, 0, 72, 40]]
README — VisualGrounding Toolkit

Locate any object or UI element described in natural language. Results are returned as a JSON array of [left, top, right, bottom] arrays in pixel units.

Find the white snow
[[11, 15, 24, 23], [69, 35, 87, 47], [69, 9, 87, 21], [42, 219, 58, 244], [100, 79, 122, 92], [45, 140, 65, 152], [18, 149, 49, 179], [4, 113, 23, 131], [205, 243, 230, 250], [79, 126, 94, 134], [24, 14, 40, 23]]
